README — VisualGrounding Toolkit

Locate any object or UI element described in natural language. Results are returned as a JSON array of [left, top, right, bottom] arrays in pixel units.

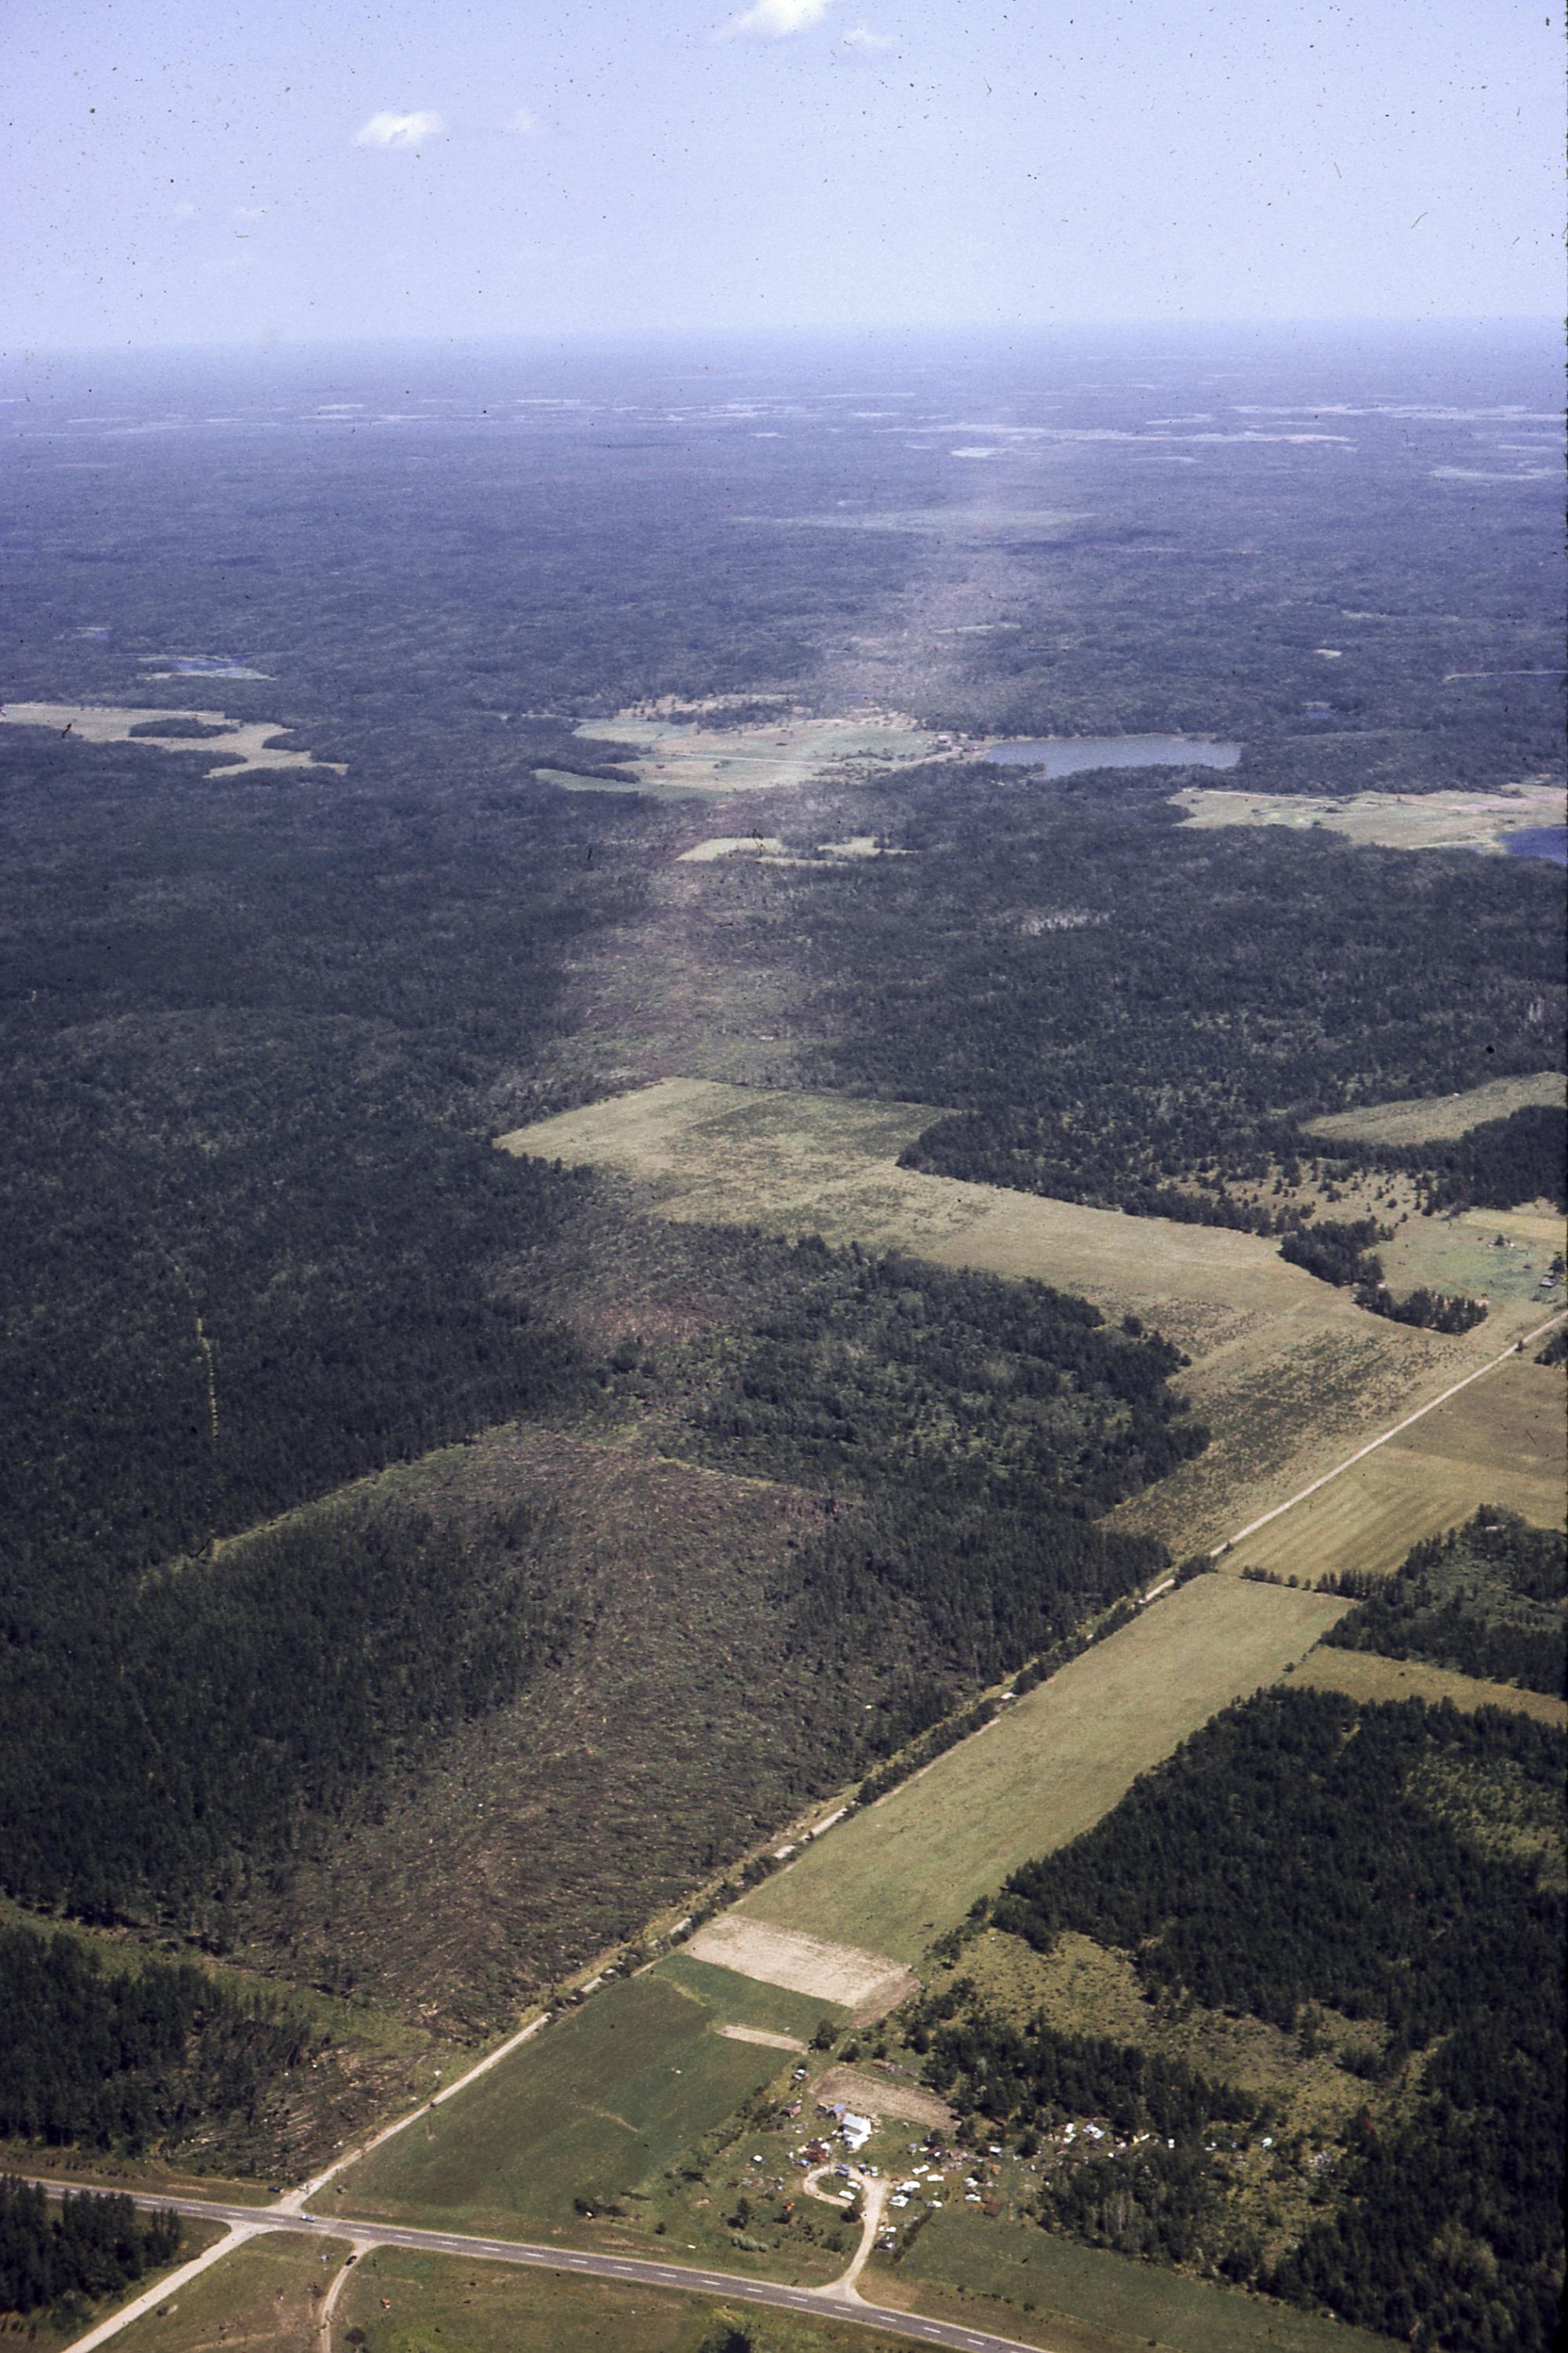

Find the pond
[[1503, 826, 1567, 866], [981, 734, 1241, 776]]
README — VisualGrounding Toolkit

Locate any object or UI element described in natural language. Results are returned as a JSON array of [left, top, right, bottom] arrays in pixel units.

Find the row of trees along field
[[784, 774, 1564, 1226], [0, 2178, 181, 2322], [982, 1685, 1564, 2351], [1321, 1508, 1567, 1697], [0, 1926, 319, 2154]]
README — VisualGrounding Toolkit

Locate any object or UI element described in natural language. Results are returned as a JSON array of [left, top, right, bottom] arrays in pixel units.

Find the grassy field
[[107, 2231, 347, 2353], [340, 1966, 817, 2243], [337, 2246, 927, 2353], [1377, 1200, 1566, 1309], [563, 708, 948, 799], [500, 1078, 1530, 1572], [1221, 1353, 1566, 1585], [1296, 1645, 1568, 1725], [729, 1576, 1347, 1965], [497, 1076, 1326, 1337], [1172, 779, 1563, 855], [870, 2211, 1398, 2353], [1304, 1070, 1564, 1146]]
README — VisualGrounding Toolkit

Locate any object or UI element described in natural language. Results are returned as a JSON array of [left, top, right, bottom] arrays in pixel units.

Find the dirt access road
[[1208, 1309, 1567, 1560], [38, 2178, 1052, 2353]]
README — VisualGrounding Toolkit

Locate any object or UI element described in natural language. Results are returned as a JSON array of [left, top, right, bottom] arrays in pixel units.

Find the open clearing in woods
[[1173, 778, 1563, 854], [1304, 1070, 1563, 1146], [731, 1576, 1348, 1965], [1296, 1646, 1568, 1725], [500, 1078, 1549, 1560], [0, 700, 345, 778], [561, 708, 950, 798]]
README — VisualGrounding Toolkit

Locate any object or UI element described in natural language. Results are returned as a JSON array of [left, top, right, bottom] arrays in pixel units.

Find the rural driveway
[[36, 2178, 1051, 2353]]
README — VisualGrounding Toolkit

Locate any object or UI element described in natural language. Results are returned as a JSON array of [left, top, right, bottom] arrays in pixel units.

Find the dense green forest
[[0, 2178, 181, 2323], [985, 1686, 1565, 2348], [0, 1493, 565, 1920], [1322, 1509, 1566, 1697], [789, 778, 1564, 1222], [0, 1926, 319, 2154], [1330, 1102, 1568, 1215]]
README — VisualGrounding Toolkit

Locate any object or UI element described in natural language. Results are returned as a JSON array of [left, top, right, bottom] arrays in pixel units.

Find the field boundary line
[[277, 2010, 550, 2211], [1212, 1309, 1567, 1560], [59, 2220, 260, 2353]]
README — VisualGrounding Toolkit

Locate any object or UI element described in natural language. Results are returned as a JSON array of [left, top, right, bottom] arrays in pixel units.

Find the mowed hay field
[[1222, 1351, 1566, 1586], [730, 1576, 1347, 1966], [500, 1080, 1532, 1563], [870, 2211, 1398, 2353], [498, 1080, 1320, 1331], [340, 1965, 829, 2241], [1304, 1069, 1563, 1146]]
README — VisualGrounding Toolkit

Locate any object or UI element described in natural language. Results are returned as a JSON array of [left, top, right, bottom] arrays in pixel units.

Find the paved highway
[[34, 2178, 1050, 2353]]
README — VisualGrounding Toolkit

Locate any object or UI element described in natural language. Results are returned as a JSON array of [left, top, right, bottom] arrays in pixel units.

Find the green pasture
[[339, 1969, 799, 2239], [877, 2211, 1398, 2353]]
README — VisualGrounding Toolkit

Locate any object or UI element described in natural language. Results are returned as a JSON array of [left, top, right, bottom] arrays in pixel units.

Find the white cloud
[[506, 106, 545, 137], [232, 205, 267, 223], [354, 110, 444, 150], [171, 200, 199, 220], [840, 25, 893, 48], [716, 0, 832, 40]]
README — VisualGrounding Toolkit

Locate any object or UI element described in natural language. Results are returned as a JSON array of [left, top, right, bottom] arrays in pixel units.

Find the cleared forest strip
[[732, 1575, 1348, 1965], [1294, 1646, 1567, 1725], [1304, 1069, 1563, 1146]]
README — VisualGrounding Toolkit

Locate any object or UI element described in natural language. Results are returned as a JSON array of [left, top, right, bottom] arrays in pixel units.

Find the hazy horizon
[[7, 0, 1561, 355]]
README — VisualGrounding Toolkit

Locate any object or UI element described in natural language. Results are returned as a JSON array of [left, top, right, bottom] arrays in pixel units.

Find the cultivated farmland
[[728, 1575, 1348, 1965]]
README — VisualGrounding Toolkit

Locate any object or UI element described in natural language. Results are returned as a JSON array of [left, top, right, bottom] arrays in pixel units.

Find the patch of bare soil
[[815, 2063, 953, 2129], [686, 1918, 918, 2022]]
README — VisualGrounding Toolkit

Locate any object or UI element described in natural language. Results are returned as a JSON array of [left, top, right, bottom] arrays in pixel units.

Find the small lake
[[1503, 825, 1567, 865], [982, 734, 1241, 776]]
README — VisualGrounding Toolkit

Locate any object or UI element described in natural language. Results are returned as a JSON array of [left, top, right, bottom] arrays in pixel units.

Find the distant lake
[[983, 734, 1241, 776], [1503, 826, 1567, 866]]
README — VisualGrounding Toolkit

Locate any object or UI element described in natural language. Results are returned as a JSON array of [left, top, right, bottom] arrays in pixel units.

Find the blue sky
[[6, 0, 1562, 349]]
